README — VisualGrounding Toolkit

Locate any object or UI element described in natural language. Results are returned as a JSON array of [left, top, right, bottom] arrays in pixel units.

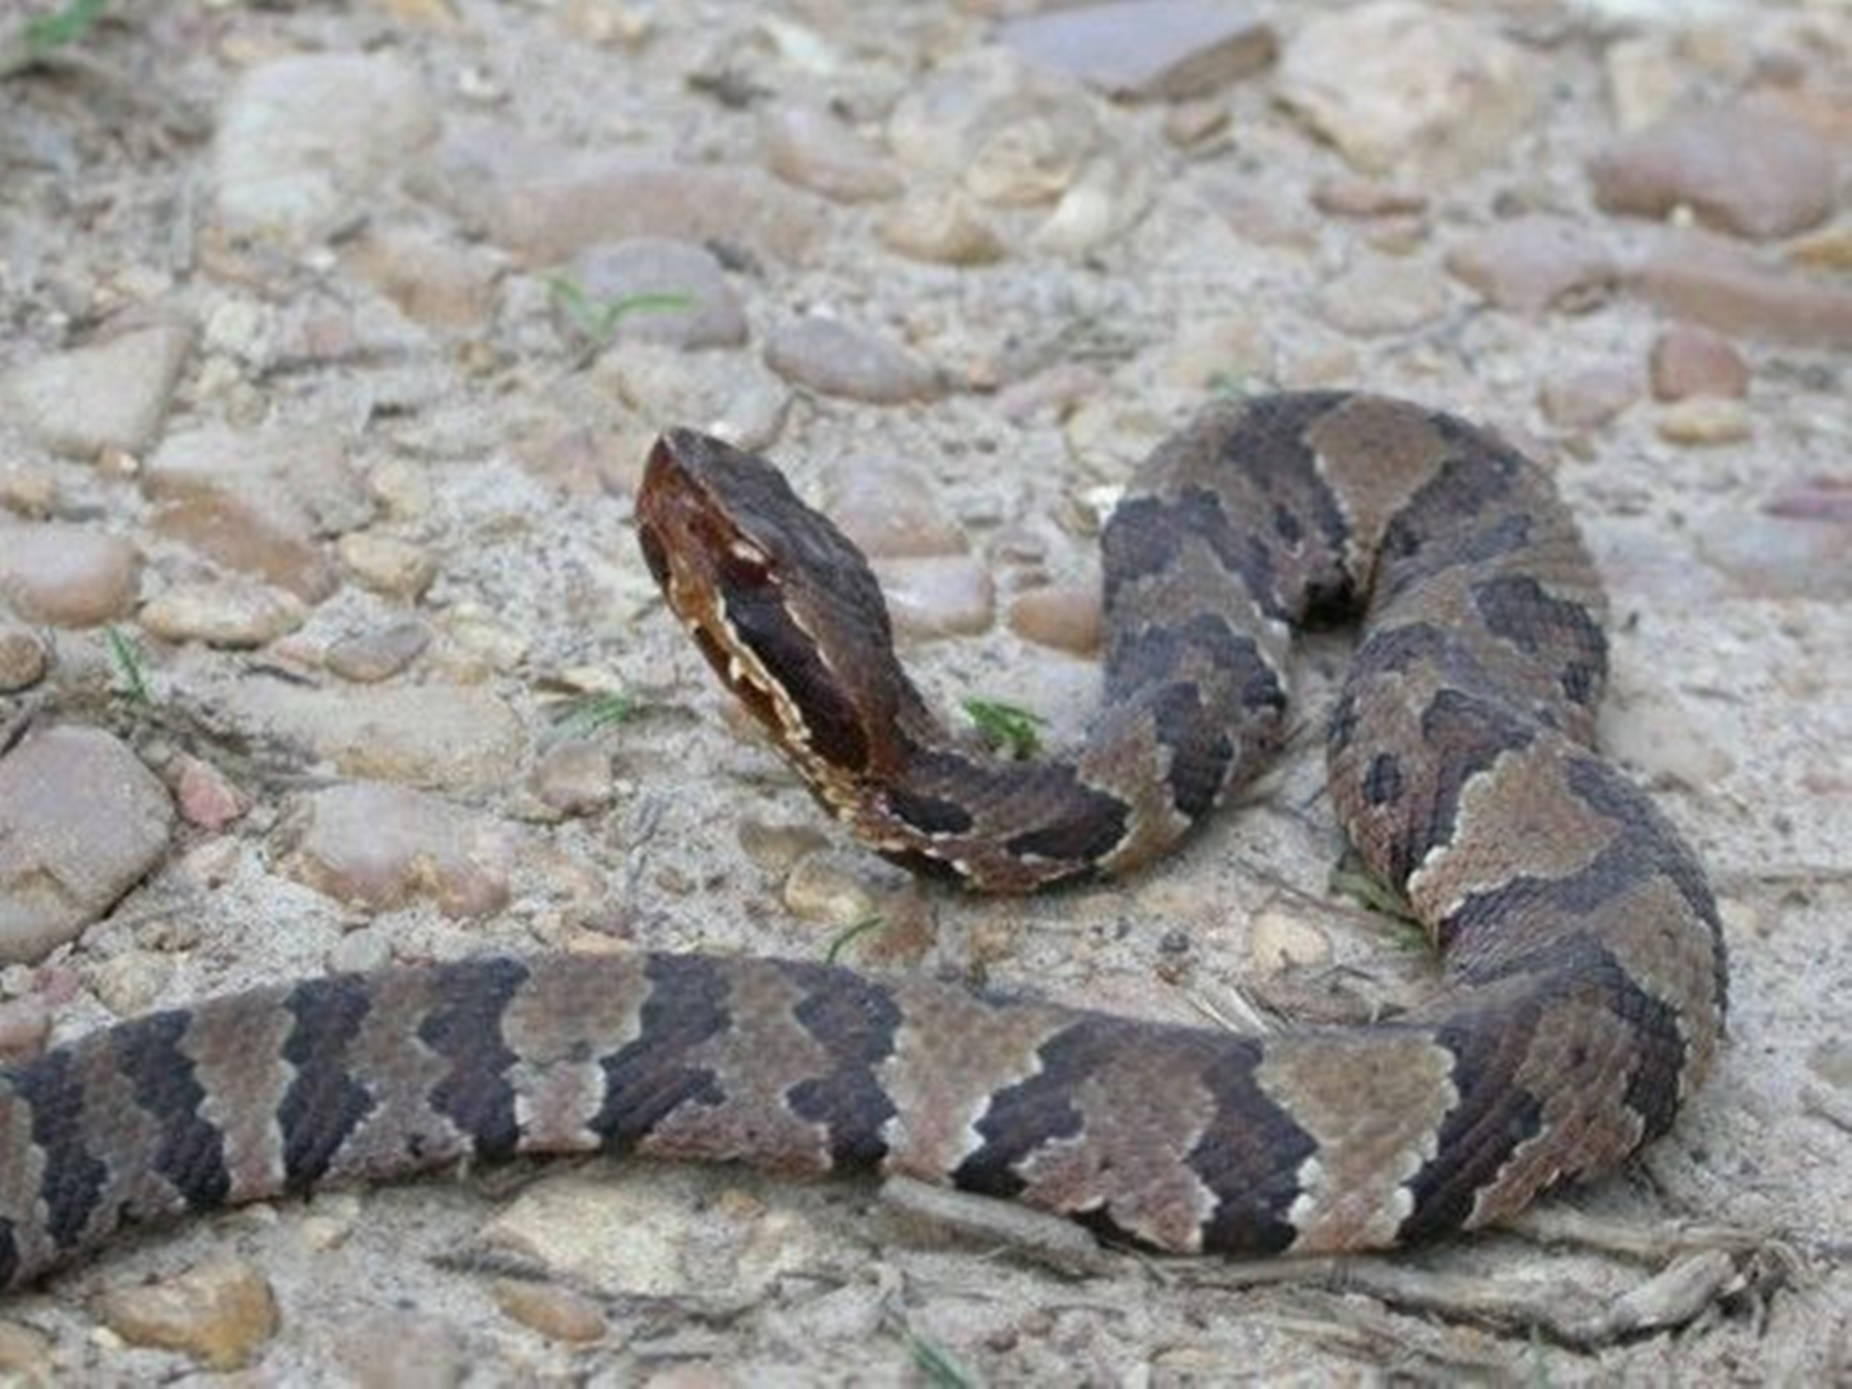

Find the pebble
[[0, 461, 58, 518], [343, 226, 500, 332], [0, 996, 50, 1063], [283, 781, 514, 917], [95, 1256, 278, 1370], [0, 727, 172, 964], [1310, 176, 1427, 218], [369, 457, 435, 520], [761, 103, 902, 203], [1638, 235, 1852, 346], [1444, 216, 1619, 315], [1788, 225, 1852, 273], [0, 319, 193, 459], [1314, 256, 1451, 336], [336, 1312, 471, 1389], [1162, 98, 1230, 148], [424, 123, 827, 266], [338, 532, 438, 600], [1248, 905, 1332, 971], [602, 342, 792, 454], [228, 682, 527, 793], [871, 555, 996, 639], [554, 238, 747, 352], [87, 949, 174, 1018], [1588, 102, 1836, 241], [0, 521, 139, 627], [1649, 324, 1750, 400], [0, 1321, 53, 1386], [528, 739, 614, 817], [173, 755, 251, 831], [1007, 583, 1102, 654], [150, 494, 339, 602], [736, 818, 832, 874], [1276, 0, 1535, 175], [0, 618, 47, 692], [139, 578, 308, 648], [491, 1279, 607, 1342], [823, 460, 967, 558], [213, 54, 440, 246], [326, 620, 431, 683], [1695, 511, 1852, 600], [782, 852, 878, 926], [442, 605, 530, 673], [877, 191, 1006, 266], [1032, 149, 1151, 254], [763, 316, 941, 403], [998, 1, 1276, 101], [1603, 34, 1687, 133], [1656, 397, 1753, 445], [1537, 364, 1639, 431]]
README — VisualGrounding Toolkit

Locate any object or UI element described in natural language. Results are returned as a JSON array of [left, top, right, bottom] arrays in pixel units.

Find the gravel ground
[[0, 0, 1849, 1382]]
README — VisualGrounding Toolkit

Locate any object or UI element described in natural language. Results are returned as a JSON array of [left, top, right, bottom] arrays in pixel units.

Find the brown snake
[[0, 391, 1724, 1289]]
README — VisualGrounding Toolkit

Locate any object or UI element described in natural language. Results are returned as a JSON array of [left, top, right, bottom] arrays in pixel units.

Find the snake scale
[[0, 391, 1724, 1291]]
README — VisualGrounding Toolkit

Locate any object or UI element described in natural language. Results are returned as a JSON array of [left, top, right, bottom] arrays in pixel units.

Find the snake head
[[637, 429, 922, 784]]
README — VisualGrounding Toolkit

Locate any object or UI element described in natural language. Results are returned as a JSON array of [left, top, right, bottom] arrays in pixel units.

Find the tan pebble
[[140, 579, 307, 648], [338, 532, 437, 599], [1163, 98, 1228, 148], [1249, 906, 1332, 971], [1310, 176, 1427, 218], [824, 460, 967, 559], [0, 997, 50, 1063], [0, 522, 140, 626], [369, 457, 435, 518], [326, 620, 431, 683], [445, 606, 529, 671], [1007, 584, 1101, 655], [0, 1319, 54, 1385], [87, 951, 175, 1017], [1538, 365, 1638, 430], [298, 1191, 362, 1251], [1649, 323, 1749, 400], [737, 818, 831, 873], [783, 852, 876, 926], [0, 621, 47, 692], [0, 461, 58, 518], [641, 1366, 739, 1389], [528, 740, 613, 817], [491, 1279, 607, 1343], [878, 191, 1006, 266], [1655, 397, 1752, 445], [173, 755, 250, 830], [871, 555, 994, 639], [178, 837, 243, 888], [152, 495, 337, 604], [1787, 224, 1852, 272], [96, 1257, 278, 1370], [761, 102, 901, 203], [1315, 256, 1450, 336]]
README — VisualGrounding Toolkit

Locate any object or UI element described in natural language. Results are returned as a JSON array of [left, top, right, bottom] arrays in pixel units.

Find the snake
[[0, 391, 1725, 1291]]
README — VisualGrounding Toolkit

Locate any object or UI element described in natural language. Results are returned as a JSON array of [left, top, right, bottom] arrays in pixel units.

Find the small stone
[[338, 532, 438, 599], [1314, 256, 1451, 336], [876, 192, 1006, 266], [1695, 511, 1852, 600], [0, 461, 58, 518], [823, 462, 967, 559], [1639, 235, 1852, 347], [344, 226, 499, 331], [326, 620, 431, 683], [528, 740, 614, 817], [1649, 324, 1749, 400], [1310, 177, 1427, 218], [0, 727, 172, 964], [783, 852, 877, 926], [491, 1280, 607, 1343], [761, 102, 901, 203], [871, 555, 995, 639], [1032, 151, 1151, 255], [1277, 1, 1536, 176], [337, 1312, 471, 1389], [443, 606, 530, 672], [0, 1320, 54, 1385], [600, 342, 791, 456], [1656, 397, 1753, 445], [1162, 98, 1229, 147], [139, 578, 308, 648], [283, 781, 514, 917], [173, 756, 250, 831], [423, 125, 827, 267], [1537, 365, 1638, 430], [554, 238, 747, 352], [1787, 225, 1852, 273], [213, 54, 440, 247], [0, 522, 139, 626], [1604, 34, 1686, 133], [0, 619, 47, 692], [96, 1257, 278, 1370], [1007, 583, 1101, 655], [999, 1, 1276, 101], [87, 950, 174, 1017], [1444, 216, 1619, 315], [0, 996, 50, 1063], [1249, 906, 1332, 971], [227, 682, 527, 793], [0, 320, 193, 459], [736, 818, 832, 874], [763, 316, 940, 404], [1589, 102, 1836, 241]]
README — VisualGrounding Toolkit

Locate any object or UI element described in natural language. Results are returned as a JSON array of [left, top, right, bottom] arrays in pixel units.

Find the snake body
[[0, 392, 1724, 1289]]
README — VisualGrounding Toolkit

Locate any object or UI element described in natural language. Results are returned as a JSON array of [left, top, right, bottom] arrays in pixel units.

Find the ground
[[0, 0, 1849, 1383]]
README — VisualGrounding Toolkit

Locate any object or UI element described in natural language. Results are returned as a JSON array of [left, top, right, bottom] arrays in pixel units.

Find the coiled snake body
[[0, 392, 1724, 1288]]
